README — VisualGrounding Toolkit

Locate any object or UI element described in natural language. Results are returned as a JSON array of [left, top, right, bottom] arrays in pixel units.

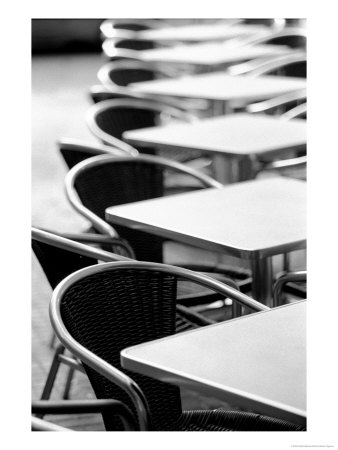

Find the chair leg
[[40, 344, 65, 403], [49, 331, 57, 349], [63, 367, 75, 400]]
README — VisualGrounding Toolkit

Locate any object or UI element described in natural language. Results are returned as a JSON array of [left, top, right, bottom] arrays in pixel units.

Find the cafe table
[[106, 178, 306, 306], [123, 113, 306, 184], [129, 71, 306, 115], [121, 300, 306, 426], [124, 42, 293, 74], [135, 23, 270, 44]]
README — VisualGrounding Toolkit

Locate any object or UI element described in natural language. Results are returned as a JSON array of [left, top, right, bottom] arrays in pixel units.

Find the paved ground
[[31, 52, 306, 431]]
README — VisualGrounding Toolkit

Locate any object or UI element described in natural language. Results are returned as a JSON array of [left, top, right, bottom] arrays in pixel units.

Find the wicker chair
[[96, 60, 208, 114], [65, 154, 252, 303], [57, 138, 138, 170], [32, 399, 136, 431], [247, 54, 306, 78], [242, 27, 306, 49], [228, 51, 306, 77], [50, 260, 304, 431], [86, 97, 205, 163], [246, 91, 307, 180], [32, 227, 216, 401], [100, 19, 166, 39]]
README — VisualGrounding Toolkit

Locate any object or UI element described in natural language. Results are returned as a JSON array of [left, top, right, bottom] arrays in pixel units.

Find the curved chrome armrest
[[32, 399, 137, 431], [273, 271, 307, 307]]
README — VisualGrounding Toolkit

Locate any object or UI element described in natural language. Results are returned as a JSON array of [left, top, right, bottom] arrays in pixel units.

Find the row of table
[[103, 21, 307, 428]]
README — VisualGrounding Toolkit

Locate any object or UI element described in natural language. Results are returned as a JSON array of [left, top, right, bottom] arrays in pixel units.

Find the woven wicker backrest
[[95, 106, 157, 141], [32, 239, 97, 289], [108, 67, 155, 87], [60, 268, 183, 430], [74, 160, 165, 262], [60, 148, 101, 170], [263, 61, 306, 78], [115, 39, 155, 51], [264, 35, 306, 49]]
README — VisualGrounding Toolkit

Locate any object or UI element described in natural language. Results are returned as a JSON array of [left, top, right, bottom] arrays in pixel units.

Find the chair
[[273, 271, 307, 307], [242, 27, 306, 49], [85, 97, 204, 163], [32, 399, 136, 431], [243, 18, 286, 30], [100, 19, 166, 39], [97, 60, 209, 113], [57, 138, 138, 170], [50, 260, 304, 431], [65, 154, 252, 304], [246, 53, 306, 78], [228, 51, 306, 77], [246, 91, 307, 180], [32, 227, 215, 401], [246, 89, 307, 116]]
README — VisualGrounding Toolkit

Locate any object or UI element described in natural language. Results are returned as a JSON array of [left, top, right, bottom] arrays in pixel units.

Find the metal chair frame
[[273, 271, 307, 307], [246, 89, 307, 115], [57, 138, 138, 170], [100, 19, 167, 40], [32, 399, 137, 431], [50, 260, 269, 431], [246, 91, 307, 178], [86, 97, 198, 150], [247, 53, 306, 78], [241, 27, 306, 48], [227, 51, 305, 76]]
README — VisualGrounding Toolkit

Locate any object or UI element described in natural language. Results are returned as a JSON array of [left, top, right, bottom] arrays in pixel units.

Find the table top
[[135, 42, 292, 67], [106, 178, 306, 259], [130, 71, 306, 103], [137, 23, 269, 43], [121, 301, 306, 425], [124, 113, 306, 158]]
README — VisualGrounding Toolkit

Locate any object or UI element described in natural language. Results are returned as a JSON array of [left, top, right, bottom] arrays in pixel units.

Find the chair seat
[[174, 409, 305, 431]]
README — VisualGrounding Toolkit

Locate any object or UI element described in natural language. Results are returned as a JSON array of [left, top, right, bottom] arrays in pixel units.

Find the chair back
[[98, 61, 180, 89], [52, 261, 267, 430], [54, 264, 183, 430], [249, 56, 306, 78], [114, 38, 156, 51], [66, 154, 221, 263], [31, 227, 129, 289], [244, 27, 306, 49], [58, 138, 138, 170], [86, 98, 195, 153]]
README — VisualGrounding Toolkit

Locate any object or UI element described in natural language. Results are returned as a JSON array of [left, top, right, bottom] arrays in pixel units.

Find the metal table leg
[[251, 256, 273, 307]]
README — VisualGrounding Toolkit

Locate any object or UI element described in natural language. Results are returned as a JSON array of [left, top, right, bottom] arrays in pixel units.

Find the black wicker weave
[[60, 267, 305, 431], [105, 66, 156, 87], [74, 159, 165, 262], [114, 38, 156, 51]]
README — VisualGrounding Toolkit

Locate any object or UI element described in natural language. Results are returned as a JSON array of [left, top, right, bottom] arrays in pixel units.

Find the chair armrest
[[176, 304, 215, 326], [32, 417, 74, 431], [32, 399, 137, 431], [259, 155, 307, 173], [273, 271, 307, 307]]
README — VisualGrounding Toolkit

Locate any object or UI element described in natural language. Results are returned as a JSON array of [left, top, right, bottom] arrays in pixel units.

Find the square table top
[[121, 301, 306, 425], [129, 71, 306, 103], [124, 113, 306, 158], [134, 42, 292, 67], [106, 178, 306, 259], [137, 23, 270, 43]]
